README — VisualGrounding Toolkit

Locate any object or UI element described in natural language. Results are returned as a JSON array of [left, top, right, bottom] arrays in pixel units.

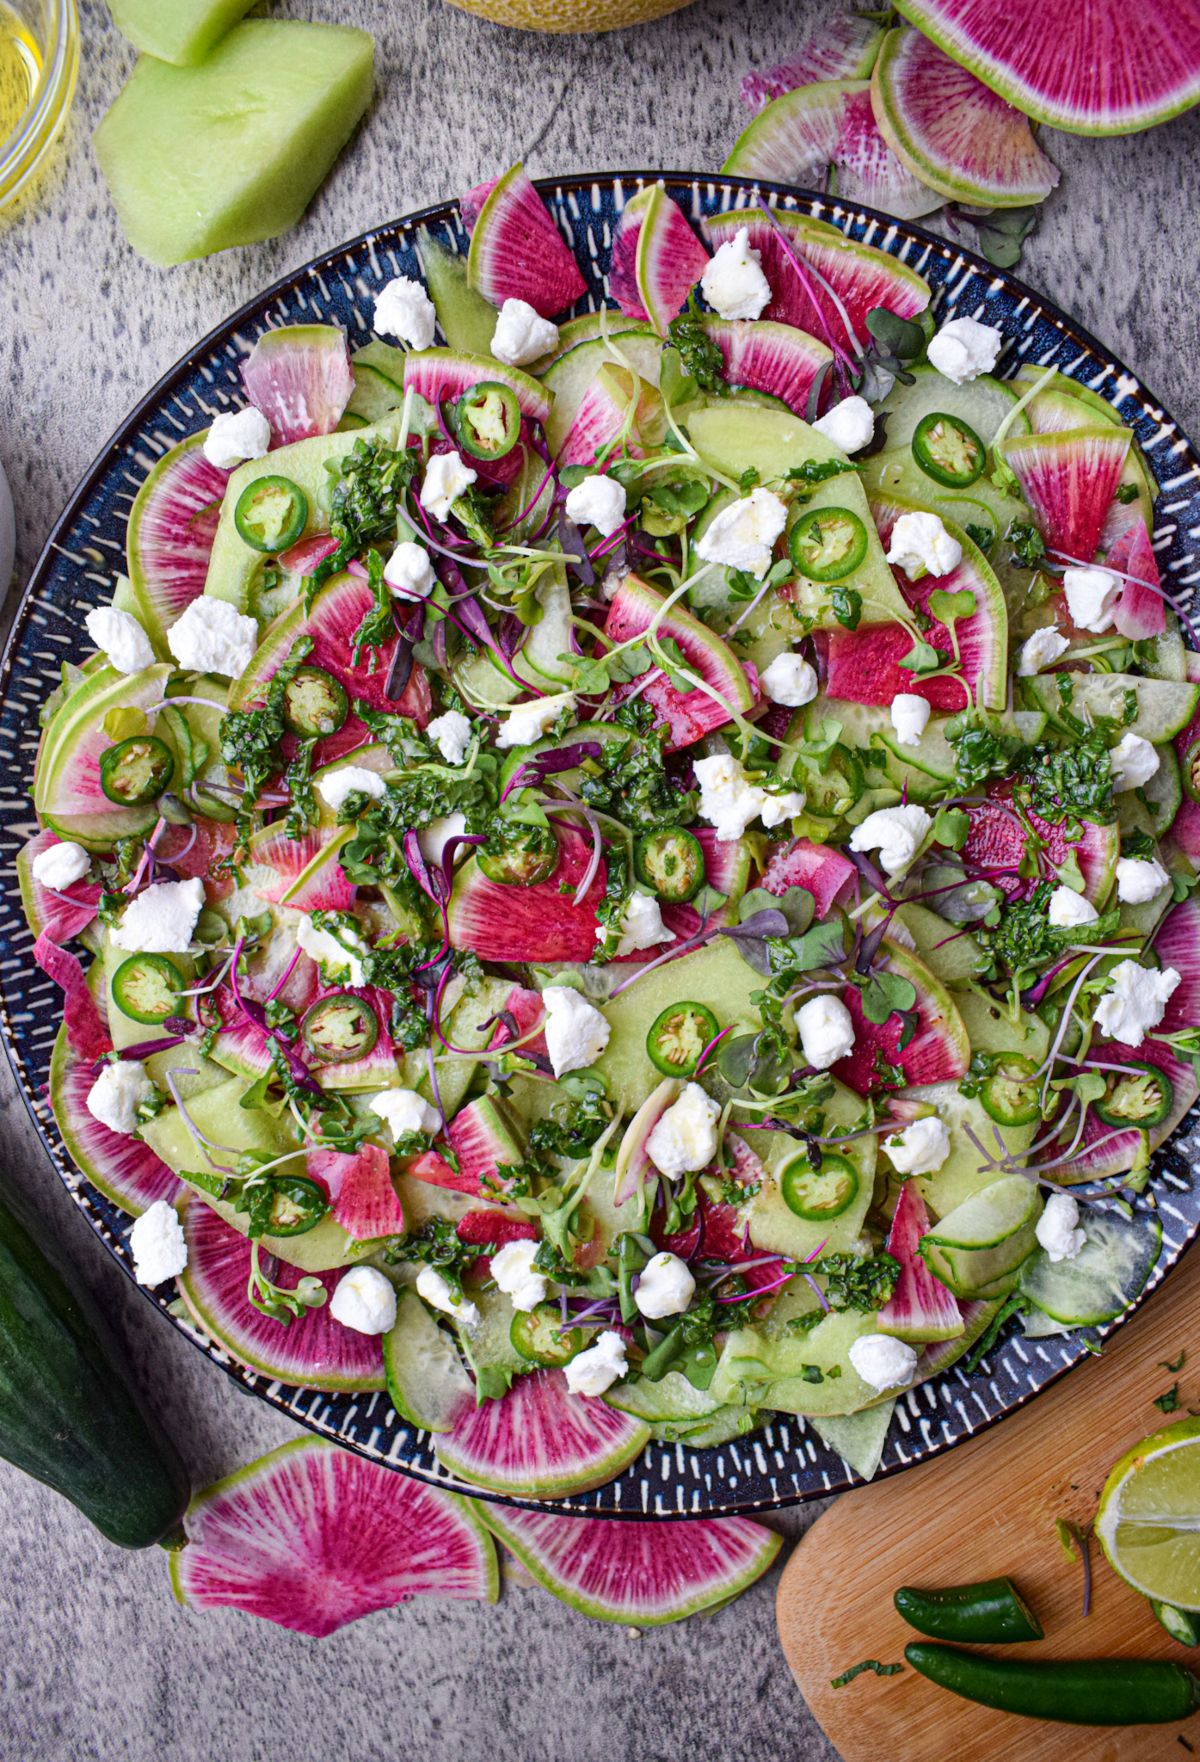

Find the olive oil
[[0, 2, 39, 145]]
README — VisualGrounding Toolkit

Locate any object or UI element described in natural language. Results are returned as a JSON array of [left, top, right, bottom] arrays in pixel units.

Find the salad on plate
[[22, 165, 1200, 1499]]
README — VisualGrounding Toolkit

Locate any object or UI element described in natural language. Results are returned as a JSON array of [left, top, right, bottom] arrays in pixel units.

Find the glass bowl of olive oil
[[0, 0, 78, 209]]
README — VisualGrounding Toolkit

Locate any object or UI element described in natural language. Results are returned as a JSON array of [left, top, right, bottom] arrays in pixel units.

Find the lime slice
[[1096, 1418, 1200, 1609]]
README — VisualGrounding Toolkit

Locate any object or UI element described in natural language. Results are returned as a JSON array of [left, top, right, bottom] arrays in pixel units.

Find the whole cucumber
[[0, 1187, 189, 1546]]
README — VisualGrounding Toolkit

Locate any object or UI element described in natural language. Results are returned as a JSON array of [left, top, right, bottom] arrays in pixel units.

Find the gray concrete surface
[[0, 3, 1198, 1758]]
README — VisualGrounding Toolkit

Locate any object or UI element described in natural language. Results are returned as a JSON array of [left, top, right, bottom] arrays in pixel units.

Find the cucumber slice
[[1023, 672, 1200, 744], [383, 1289, 473, 1433], [713, 1308, 895, 1418], [649, 1407, 762, 1448], [879, 364, 1027, 451], [918, 1175, 1042, 1299], [1018, 1209, 1162, 1326]]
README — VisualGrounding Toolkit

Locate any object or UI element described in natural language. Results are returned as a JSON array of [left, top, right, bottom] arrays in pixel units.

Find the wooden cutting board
[[777, 1247, 1200, 1762]]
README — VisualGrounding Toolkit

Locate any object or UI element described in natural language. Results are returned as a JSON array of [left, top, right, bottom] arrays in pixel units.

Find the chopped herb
[[830, 1659, 904, 1689], [819, 1251, 900, 1313], [1154, 1383, 1182, 1413]]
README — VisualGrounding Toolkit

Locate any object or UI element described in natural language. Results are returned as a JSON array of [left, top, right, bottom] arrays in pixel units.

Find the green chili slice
[[633, 828, 705, 903], [788, 506, 868, 582], [646, 1001, 720, 1078], [1094, 1061, 1173, 1129], [282, 666, 349, 738], [894, 1577, 1043, 1644], [234, 475, 309, 553], [509, 1304, 584, 1366], [301, 993, 379, 1064], [453, 381, 522, 461], [979, 1056, 1042, 1128], [111, 954, 186, 1026], [779, 1151, 859, 1222], [99, 735, 175, 806], [912, 412, 987, 489]]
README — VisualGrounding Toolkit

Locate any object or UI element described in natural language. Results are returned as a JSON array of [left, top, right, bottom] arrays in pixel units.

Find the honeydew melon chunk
[[811, 1400, 897, 1481], [918, 1173, 1042, 1297], [685, 403, 912, 627], [892, 900, 984, 985], [605, 1371, 724, 1424], [94, 21, 375, 266], [906, 1080, 1040, 1217], [106, 0, 255, 64], [203, 412, 405, 611], [713, 1307, 899, 1418], [419, 235, 501, 358]]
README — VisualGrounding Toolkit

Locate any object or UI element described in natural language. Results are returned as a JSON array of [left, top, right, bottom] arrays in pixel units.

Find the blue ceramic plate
[[5, 174, 1200, 1516]]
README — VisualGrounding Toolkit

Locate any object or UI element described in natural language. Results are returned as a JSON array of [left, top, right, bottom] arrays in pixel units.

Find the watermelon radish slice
[[249, 824, 352, 909], [608, 187, 655, 320], [604, 572, 756, 751], [34, 935, 111, 1061], [434, 1368, 650, 1498], [702, 208, 931, 353], [762, 837, 856, 916], [17, 830, 101, 944], [742, 15, 886, 111], [241, 325, 354, 445], [877, 1177, 964, 1341], [1105, 517, 1167, 640], [1049, 896, 1200, 1182], [724, 81, 942, 222], [834, 942, 970, 1095], [445, 1097, 523, 1197], [404, 1149, 478, 1196], [609, 183, 710, 334], [488, 983, 547, 1060], [49, 1026, 180, 1216], [818, 505, 1007, 712], [962, 794, 1119, 904], [1000, 429, 1131, 562], [36, 662, 173, 825], [465, 163, 587, 319], [127, 433, 230, 644], [554, 363, 658, 470], [278, 830, 357, 913], [308, 1144, 404, 1241], [871, 27, 1060, 207], [447, 825, 605, 964], [170, 1438, 497, 1635], [402, 347, 552, 426], [889, 0, 1200, 135], [703, 318, 832, 416], [456, 1209, 538, 1249], [478, 1505, 780, 1624], [176, 1198, 386, 1390]]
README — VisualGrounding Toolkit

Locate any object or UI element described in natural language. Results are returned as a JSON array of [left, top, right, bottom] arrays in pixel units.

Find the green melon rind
[[891, 0, 1200, 136], [870, 26, 1060, 207], [475, 1504, 781, 1625]]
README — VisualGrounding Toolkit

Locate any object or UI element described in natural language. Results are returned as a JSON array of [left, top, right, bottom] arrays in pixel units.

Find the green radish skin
[[0, 1188, 190, 1547], [871, 27, 1060, 206]]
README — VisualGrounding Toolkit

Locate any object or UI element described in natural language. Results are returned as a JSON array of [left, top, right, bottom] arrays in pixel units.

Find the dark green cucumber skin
[[905, 1643, 1200, 1725], [0, 1189, 190, 1547]]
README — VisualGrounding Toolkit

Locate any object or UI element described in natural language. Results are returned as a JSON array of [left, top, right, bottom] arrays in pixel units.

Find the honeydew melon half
[[94, 22, 376, 266]]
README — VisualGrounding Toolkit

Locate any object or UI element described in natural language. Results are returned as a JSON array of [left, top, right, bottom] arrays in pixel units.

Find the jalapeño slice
[[282, 666, 349, 738], [261, 1174, 330, 1237], [779, 1151, 859, 1222], [633, 828, 705, 904], [477, 823, 559, 887], [111, 954, 186, 1025], [509, 1304, 584, 1366], [646, 1001, 720, 1078], [100, 735, 175, 806], [301, 993, 379, 1064], [1183, 736, 1200, 804], [979, 1055, 1041, 1128], [1094, 1061, 1173, 1129], [911, 412, 987, 489], [234, 475, 309, 553], [453, 381, 522, 461], [788, 506, 868, 582]]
